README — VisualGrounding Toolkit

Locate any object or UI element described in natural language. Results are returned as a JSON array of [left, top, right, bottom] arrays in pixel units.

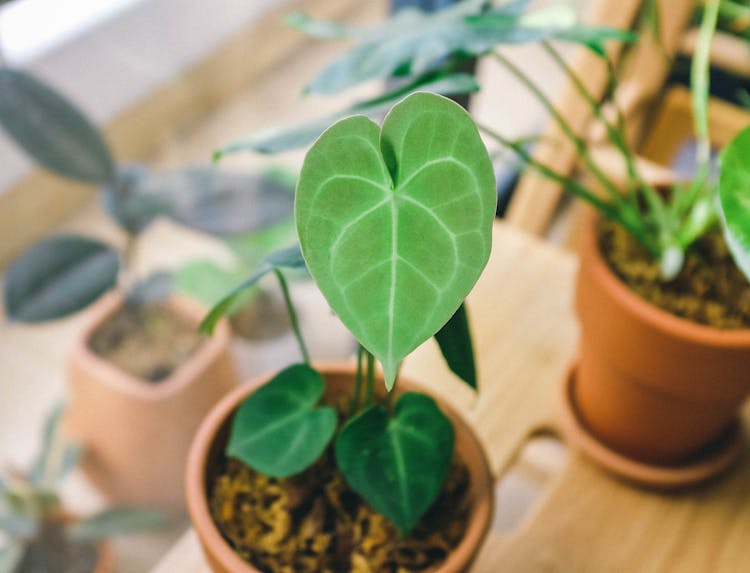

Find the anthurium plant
[[0, 68, 292, 323], [0, 405, 166, 573], [202, 91, 496, 534]]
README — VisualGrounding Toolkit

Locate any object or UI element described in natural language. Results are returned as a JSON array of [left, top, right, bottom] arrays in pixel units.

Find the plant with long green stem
[[202, 92, 496, 536]]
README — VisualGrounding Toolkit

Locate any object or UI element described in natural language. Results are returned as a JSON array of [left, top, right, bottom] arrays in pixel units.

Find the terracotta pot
[[574, 212, 750, 464], [65, 292, 239, 512], [186, 362, 494, 573]]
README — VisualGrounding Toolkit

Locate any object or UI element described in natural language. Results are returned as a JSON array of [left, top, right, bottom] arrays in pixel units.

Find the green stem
[[477, 122, 659, 256], [350, 345, 365, 415], [365, 351, 375, 407], [273, 269, 310, 365], [386, 376, 398, 413], [491, 50, 623, 205], [692, 0, 720, 171]]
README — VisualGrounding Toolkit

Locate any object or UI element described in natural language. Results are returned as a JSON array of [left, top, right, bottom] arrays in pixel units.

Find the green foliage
[[227, 364, 337, 477], [68, 508, 167, 543], [434, 303, 476, 389], [29, 403, 81, 489], [292, 1, 633, 95], [0, 69, 115, 184], [335, 392, 454, 535], [296, 92, 495, 388], [719, 125, 750, 283], [0, 515, 39, 539], [4, 235, 119, 323], [199, 244, 306, 333]]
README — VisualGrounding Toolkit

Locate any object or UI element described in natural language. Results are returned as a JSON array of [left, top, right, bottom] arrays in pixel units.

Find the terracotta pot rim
[[69, 291, 232, 401], [582, 211, 750, 348], [186, 361, 495, 573]]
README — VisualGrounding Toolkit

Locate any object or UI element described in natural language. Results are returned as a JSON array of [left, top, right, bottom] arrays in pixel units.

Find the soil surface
[[89, 301, 205, 382], [16, 521, 98, 573], [210, 449, 471, 573], [599, 218, 750, 329]]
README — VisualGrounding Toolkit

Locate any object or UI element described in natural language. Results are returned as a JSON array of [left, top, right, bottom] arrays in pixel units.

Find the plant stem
[[386, 376, 398, 413], [477, 122, 658, 255], [692, 0, 720, 171], [491, 50, 624, 205], [350, 344, 365, 415], [273, 269, 310, 365], [365, 351, 375, 407]]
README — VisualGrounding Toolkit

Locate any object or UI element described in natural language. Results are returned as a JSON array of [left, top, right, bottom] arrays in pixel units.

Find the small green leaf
[[719, 125, 750, 282], [0, 543, 23, 573], [226, 364, 337, 478], [335, 392, 454, 534], [296, 92, 496, 388], [199, 244, 306, 334], [216, 72, 480, 155], [434, 302, 476, 389], [69, 507, 167, 542], [0, 69, 115, 184], [0, 514, 39, 539], [5, 235, 119, 323], [29, 403, 80, 488]]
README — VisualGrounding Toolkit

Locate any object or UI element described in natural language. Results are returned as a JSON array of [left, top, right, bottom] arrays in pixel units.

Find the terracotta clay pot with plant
[[0, 69, 243, 510], [0, 405, 166, 573], [189, 92, 496, 572]]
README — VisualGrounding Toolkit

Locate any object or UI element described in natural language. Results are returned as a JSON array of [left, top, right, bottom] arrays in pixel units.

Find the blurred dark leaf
[[434, 302, 476, 388], [5, 235, 119, 323], [103, 164, 295, 236], [216, 71, 480, 155], [200, 244, 306, 334], [0, 69, 115, 184]]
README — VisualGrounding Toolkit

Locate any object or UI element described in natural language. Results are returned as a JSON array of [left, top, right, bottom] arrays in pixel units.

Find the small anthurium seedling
[[718, 125, 750, 282], [210, 92, 496, 535]]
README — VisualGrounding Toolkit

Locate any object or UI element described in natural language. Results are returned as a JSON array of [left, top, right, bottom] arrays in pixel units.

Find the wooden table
[[150, 220, 750, 572]]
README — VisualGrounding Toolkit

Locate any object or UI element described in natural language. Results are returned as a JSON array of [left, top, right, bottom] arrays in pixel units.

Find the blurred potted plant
[[187, 92, 496, 572], [0, 68, 248, 510], [0, 405, 165, 573], [216, 0, 750, 484]]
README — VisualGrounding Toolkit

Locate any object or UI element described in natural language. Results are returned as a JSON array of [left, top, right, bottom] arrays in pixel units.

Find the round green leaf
[[4, 235, 119, 323], [719, 125, 750, 283], [334, 392, 454, 534], [226, 364, 337, 478], [0, 69, 115, 184], [296, 92, 496, 388]]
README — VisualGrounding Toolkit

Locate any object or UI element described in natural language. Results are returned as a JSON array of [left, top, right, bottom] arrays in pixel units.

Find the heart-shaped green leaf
[[226, 364, 337, 478], [335, 392, 454, 534], [719, 125, 750, 283], [296, 92, 496, 388]]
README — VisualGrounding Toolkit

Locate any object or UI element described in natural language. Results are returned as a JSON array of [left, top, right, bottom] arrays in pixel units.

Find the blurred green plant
[[0, 68, 293, 322], [0, 405, 166, 573]]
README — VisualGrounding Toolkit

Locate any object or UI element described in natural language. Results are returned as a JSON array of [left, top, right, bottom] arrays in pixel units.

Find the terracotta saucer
[[559, 364, 745, 490]]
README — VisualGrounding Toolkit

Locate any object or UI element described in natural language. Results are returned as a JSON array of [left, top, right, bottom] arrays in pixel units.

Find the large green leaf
[[434, 302, 476, 389], [68, 508, 167, 542], [719, 125, 750, 282], [226, 364, 337, 478], [293, 1, 634, 95], [5, 235, 119, 323], [215, 72, 480, 156], [0, 69, 115, 184], [296, 92, 496, 388], [335, 392, 454, 534], [199, 244, 306, 333]]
